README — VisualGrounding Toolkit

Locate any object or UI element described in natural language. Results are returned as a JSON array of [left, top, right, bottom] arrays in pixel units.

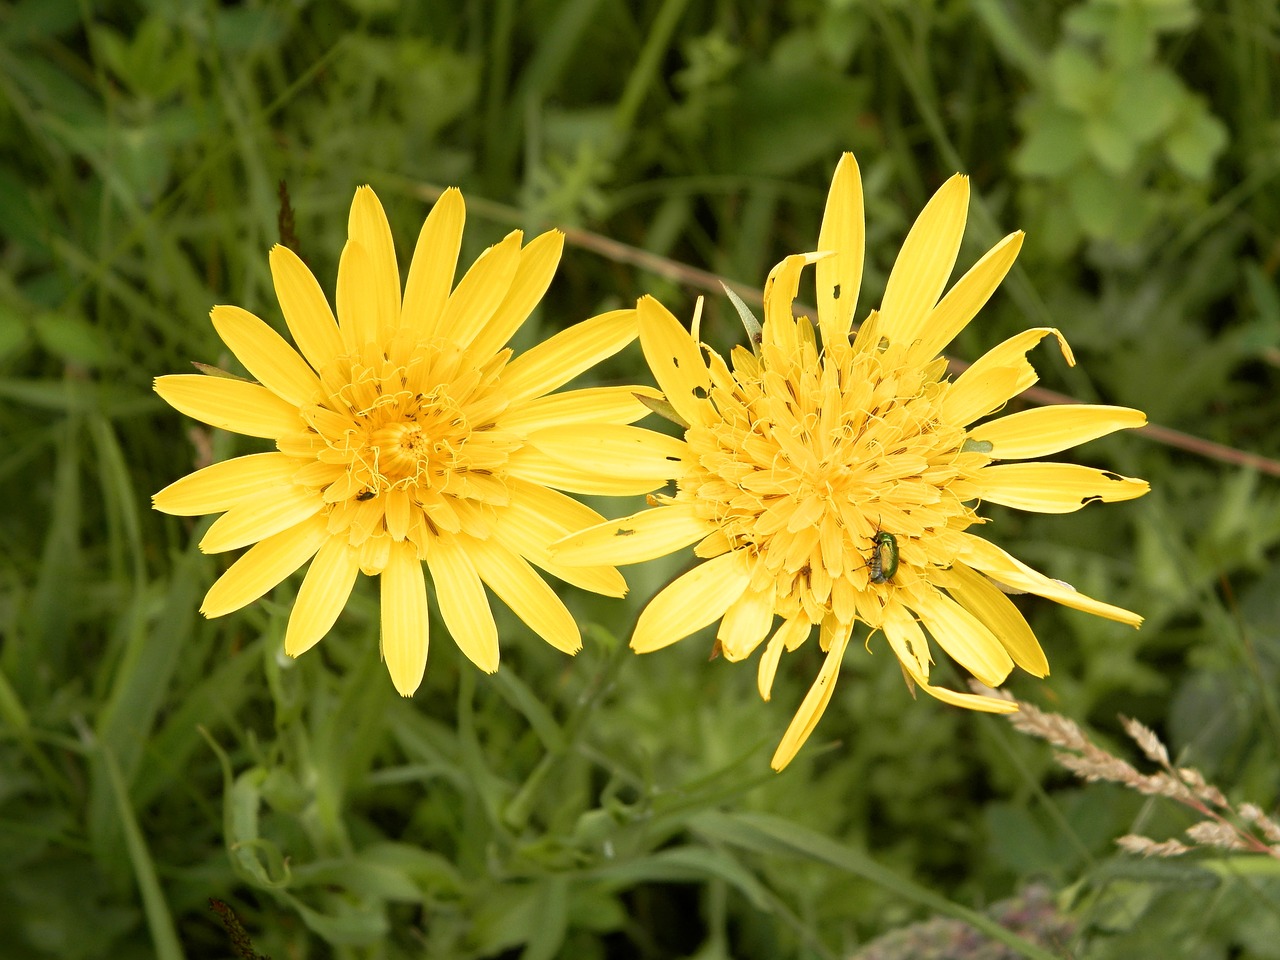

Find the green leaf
[[1015, 104, 1087, 177], [1165, 100, 1229, 180], [33, 312, 112, 367], [1110, 66, 1182, 143], [1085, 115, 1139, 174], [1050, 45, 1103, 114]]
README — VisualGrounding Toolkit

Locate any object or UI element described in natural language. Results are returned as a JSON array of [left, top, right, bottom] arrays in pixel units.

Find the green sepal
[[193, 362, 254, 383], [636, 391, 690, 429], [722, 282, 763, 355]]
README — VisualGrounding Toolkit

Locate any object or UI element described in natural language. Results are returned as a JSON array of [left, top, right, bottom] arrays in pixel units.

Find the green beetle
[[868, 530, 900, 585]]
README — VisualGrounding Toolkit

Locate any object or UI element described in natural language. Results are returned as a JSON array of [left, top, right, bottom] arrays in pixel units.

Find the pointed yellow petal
[[284, 537, 360, 657], [526, 424, 690, 483], [198, 487, 325, 554], [493, 479, 629, 597], [472, 540, 580, 655], [155, 375, 302, 439], [942, 327, 1073, 425], [637, 294, 715, 428], [906, 231, 1024, 362], [815, 152, 865, 343], [335, 239, 379, 351], [501, 309, 638, 403], [881, 602, 933, 678], [908, 588, 1014, 687], [200, 515, 329, 618], [347, 186, 401, 341], [553, 503, 712, 566], [879, 174, 969, 344], [401, 187, 465, 340], [269, 244, 343, 372], [426, 537, 499, 673], [757, 616, 810, 701], [979, 463, 1149, 513], [631, 550, 751, 653], [968, 404, 1148, 460], [944, 563, 1049, 676], [210, 305, 319, 406], [497, 385, 659, 433], [381, 540, 430, 695], [717, 587, 776, 662], [908, 670, 1020, 714], [465, 229, 564, 358], [770, 626, 851, 771], [153, 452, 298, 516], [505, 443, 671, 496], [954, 532, 1143, 626], [437, 230, 523, 347]]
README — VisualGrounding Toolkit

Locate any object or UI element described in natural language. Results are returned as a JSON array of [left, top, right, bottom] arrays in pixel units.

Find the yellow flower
[[555, 154, 1149, 769], [154, 186, 675, 695]]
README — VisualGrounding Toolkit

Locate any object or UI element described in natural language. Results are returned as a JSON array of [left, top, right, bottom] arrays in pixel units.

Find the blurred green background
[[4, 0, 1280, 957]]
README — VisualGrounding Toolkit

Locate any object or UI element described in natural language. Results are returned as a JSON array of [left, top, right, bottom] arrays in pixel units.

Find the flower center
[[677, 334, 985, 623], [281, 338, 519, 565]]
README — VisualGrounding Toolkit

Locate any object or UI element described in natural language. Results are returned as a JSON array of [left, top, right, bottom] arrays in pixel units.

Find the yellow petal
[[465, 229, 564, 358], [881, 602, 933, 678], [347, 186, 401, 341], [770, 626, 851, 771], [637, 294, 715, 428], [879, 174, 969, 344], [153, 452, 297, 516], [526, 424, 690, 482], [210, 305, 319, 407], [497, 385, 659, 433], [155, 375, 302, 439], [968, 404, 1148, 460], [506, 443, 672, 497], [199, 487, 325, 553], [906, 231, 1023, 362], [942, 327, 1073, 426], [717, 587, 776, 662], [762, 252, 826, 353], [757, 616, 811, 701], [269, 244, 343, 372], [471, 540, 580, 655], [401, 187, 465, 341], [815, 152, 865, 343], [501, 308, 638, 403], [954, 532, 1143, 626], [426, 537, 499, 673], [200, 514, 329, 618], [335, 238, 379, 352], [493, 479, 629, 597], [979, 462, 1149, 513], [908, 587, 1014, 687], [906, 667, 1020, 714], [944, 563, 1049, 676], [284, 537, 360, 657], [631, 550, 751, 653], [438, 230, 523, 346], [380, 540, 430, 696], [553, 503, 712, 566]]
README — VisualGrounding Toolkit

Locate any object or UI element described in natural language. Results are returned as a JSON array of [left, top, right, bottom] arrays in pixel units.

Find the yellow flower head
[[154, 186, 673, 695], [556, 154, 1149, 769]]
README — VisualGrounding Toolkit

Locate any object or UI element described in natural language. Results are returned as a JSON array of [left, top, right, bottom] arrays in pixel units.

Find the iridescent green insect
[[868, 530, 900, 584]]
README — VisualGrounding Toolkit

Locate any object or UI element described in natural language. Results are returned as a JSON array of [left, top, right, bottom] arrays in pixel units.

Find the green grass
[[3, 0, 1280, 957]]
